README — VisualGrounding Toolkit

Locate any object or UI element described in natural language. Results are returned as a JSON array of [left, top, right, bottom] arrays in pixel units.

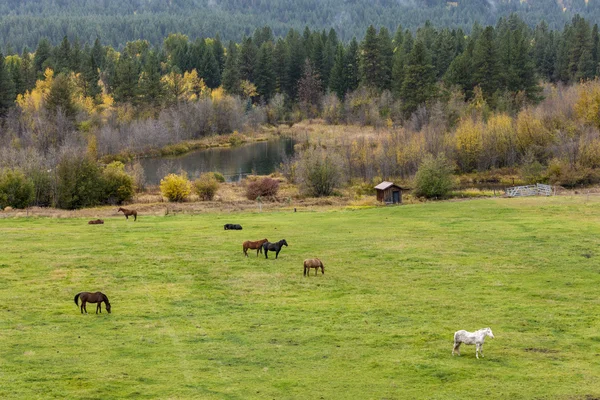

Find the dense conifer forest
[[1, 0, 600, 49]]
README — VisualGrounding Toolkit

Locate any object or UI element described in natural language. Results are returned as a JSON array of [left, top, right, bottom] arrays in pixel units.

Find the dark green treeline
[[2, 14, 600, 117]]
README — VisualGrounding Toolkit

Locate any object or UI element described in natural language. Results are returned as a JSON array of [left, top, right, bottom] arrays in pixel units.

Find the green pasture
[[1, 197, 600, 399]]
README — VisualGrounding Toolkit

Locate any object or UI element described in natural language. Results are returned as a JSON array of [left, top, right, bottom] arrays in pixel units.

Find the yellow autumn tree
[[574, 80, 600, 129], [454, 117, 484, 172], [484, 114, 516, 167], [16, 68, 54, 113], [182, 70, 208, 101], [515, 108, 552, 155]]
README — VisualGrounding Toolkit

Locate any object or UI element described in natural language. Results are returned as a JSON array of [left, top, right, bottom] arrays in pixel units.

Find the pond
[[138, 137, 296, 185]]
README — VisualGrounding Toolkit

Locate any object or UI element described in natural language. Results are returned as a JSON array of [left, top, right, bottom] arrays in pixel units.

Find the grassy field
[[1, 197, 600, 399]]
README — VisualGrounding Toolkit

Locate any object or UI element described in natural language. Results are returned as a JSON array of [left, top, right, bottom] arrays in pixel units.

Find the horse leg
[[134, 214, 137, 221], [80, 303, 84, 314], [125, 214, 128, 220], [83, 301, 88, 314], [275, 249, 280, 259], [96, 303, 101, 314], [480, 343, 484, 358], [476, 344, 480, 359], [452, 342, 460, 356], [264, 249, 268, 259]]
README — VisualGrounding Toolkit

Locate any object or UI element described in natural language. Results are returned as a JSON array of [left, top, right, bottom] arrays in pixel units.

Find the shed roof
[[374, 181, 403, 190]]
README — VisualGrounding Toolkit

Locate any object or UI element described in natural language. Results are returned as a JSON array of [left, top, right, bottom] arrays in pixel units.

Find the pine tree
[[188, 38, 205, 72], [222, 41, 241, 95], [213, 34, 225, 73], [297, 59, 321, 118], [113, 53, 139, 103], [45, 73, 76, 119], [377, 27, 394, 90], [273, 38, 289, 95], [91, 38, 106, 70], [0, 52, 16, 116], [82, 53, 101, 99], [33, 38, 52, 76], [239, 37, 258, 83], [392, 31, 413, 97], [471, 26, 500, 101], [255, 42, 276, 102], [329, 44, 346, 99], [139, 50, 164, 105], [344, 37, 360, 94], [200, 46, 221, 89], [54, 36, 72, 74], [71, 38, 83, 72], [286, 30, 306, 100], [400, 39, 436, 117], [360, 25, 380, 88]]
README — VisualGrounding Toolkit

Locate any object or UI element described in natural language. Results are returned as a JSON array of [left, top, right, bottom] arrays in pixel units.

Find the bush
[[194, 173, 220, 200], [102, 161, 135, 205], [296, 148, 345, 197], [0, 169, 34, 209], [56, 154, 103, 209], [413, 153, 455, 199], [160, 173, 192, 202], [211, 171, 225, 183], [246, 177, 280, 200]]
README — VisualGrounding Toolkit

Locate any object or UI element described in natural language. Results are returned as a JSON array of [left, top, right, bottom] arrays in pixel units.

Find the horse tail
[[74, 293, 81, 306]]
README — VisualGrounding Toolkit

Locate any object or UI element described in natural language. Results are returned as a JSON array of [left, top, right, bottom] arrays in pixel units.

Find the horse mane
[[102, 293, 110, 303]]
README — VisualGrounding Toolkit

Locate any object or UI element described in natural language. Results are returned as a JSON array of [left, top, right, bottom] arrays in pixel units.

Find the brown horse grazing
[[118, 207, 137, 221], [303, 258, 324, 276], [74, 292, 111, 314], [88, 219, 104, 224], [243, 239, 269, 257]]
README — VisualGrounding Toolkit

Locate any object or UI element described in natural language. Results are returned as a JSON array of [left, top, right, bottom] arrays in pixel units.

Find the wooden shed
[[375, 181, 404, 204]]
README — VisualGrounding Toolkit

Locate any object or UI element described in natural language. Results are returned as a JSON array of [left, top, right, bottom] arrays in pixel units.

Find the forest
[[0, 0, 599, 49], [2, 14, 600, 208]]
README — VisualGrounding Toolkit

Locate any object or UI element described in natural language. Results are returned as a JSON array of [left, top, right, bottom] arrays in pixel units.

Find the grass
[[1, 196, 600, 399]]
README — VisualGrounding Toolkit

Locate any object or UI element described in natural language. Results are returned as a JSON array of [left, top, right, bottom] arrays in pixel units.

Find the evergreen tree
[[297, 59, 321, 117], [33, 38, 52, 75], [239, 37, 257, 83], [286, 30, 306, 100], [344, 37, 360, 94], [0, 52, 16, 116], [71, 38, 83, 72], [91, 38, 106, 70], [54, 36, 72, 74], [377, 27, 394, 90], [188, 38, 205, 72], [400, 39, 436, 117], [392, 31, 413, 97], [471, 26, 500, 101], [360, 25, 380, 88], [213, 34, 225, 73], [45, 73, 76, 119], [255, 42, 276, 102], [113, 53, 139, 103], [139, 50, 163, 105], [82, 53, 101, 99], [273, 38, 289, 95], [222, 41, 241, 95], [329, 44, 346, 99], [200, 46, 221, 89]]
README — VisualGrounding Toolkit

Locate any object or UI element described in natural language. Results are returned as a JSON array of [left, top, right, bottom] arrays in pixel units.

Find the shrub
[[246, 177, 280, 200], [56, 154, 103, 209], [126, 162, 147, 192], [296, 148, 345, 197], [160, 173, 192, 202], [211, 171, 225, 183], [102, 161, 135, 205], [413, 153, 455, 199], [194, 173, 220, 201], [0, 169, 34, 209]]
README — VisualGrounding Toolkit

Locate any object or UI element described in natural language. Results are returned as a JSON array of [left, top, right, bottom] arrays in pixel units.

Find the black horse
[[224, 224, 242, 230], [263, 239, 288, 259]]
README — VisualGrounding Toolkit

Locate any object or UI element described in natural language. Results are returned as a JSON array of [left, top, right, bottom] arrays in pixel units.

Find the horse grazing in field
[[303, 258, 324, 276], [88, 219, 104, 224], [452, 327, 494, 359], [263, 239, 288, 259], [74, 292, 111, 314], [118, 207, 137, 221], [243, 239, 269, 257], [224, 224, 242, 230]]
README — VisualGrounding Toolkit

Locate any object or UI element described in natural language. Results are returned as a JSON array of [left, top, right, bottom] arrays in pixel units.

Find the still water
[[139, 137, 296, 185]]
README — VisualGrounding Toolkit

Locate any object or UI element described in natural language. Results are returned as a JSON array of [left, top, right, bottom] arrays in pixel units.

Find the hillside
[[0, 0, 597, 48]]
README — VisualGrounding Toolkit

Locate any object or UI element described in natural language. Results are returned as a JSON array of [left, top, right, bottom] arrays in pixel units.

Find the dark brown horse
[[118, 207, 137, 221], [263, 239, 288, 259], [88, 219, 104, 224], [243, 238, 269, 257], [304, 258, 324, 276], [74, 292, 111, 314]]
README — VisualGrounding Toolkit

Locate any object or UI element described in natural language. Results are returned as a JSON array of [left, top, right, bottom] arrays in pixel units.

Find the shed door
[[393, 191, 400, 204]]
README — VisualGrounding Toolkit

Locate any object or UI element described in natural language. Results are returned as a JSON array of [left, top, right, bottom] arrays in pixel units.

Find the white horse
[[452, 327, 494, 359]]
